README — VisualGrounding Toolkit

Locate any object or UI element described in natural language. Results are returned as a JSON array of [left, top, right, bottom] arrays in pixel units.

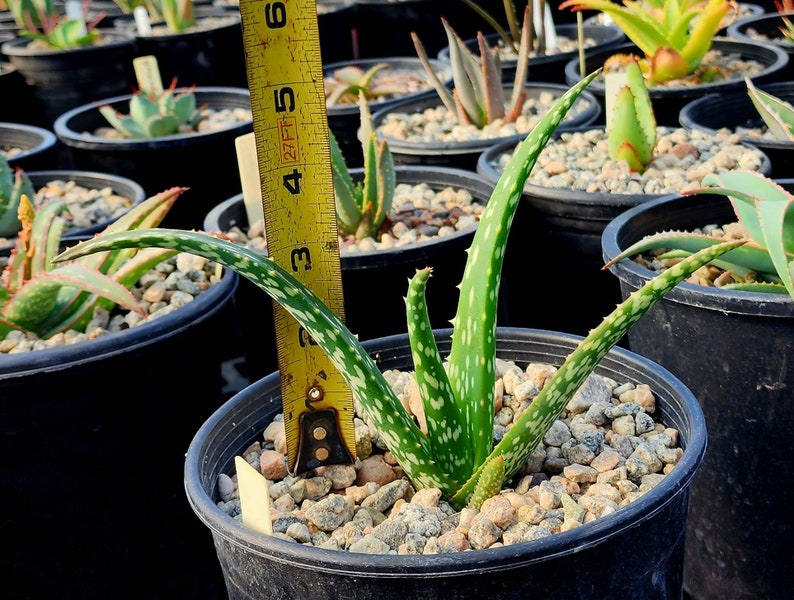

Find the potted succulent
[[323, 56, 452, 168], [559, 0, 790, 125], [370, 14, 602, 170], [204, 92, 496, 381], [56, 71, 745, 598], [111, 0, 248, 87], [0, 120, 57, 170], [0, 185, 238, 598], [52, 81, 253, 229], [475, 53, 771, 336], [438, 0, 626, 85], [601, 169, 794, 600], [679, 76, 794, 178], [0, 0, 137, 129]]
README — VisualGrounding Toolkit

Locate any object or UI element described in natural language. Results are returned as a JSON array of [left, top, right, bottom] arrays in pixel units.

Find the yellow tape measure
[[238, 0, 355, 473]]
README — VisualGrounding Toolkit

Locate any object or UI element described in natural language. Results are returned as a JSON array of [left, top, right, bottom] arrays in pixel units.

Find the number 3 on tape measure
[[238, 0, 356, 473]]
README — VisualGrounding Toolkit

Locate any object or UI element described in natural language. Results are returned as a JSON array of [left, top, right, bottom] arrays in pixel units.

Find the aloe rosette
[[99, 82, 202, 138], [54, 70, 744, 509], [0, 188, 184, 340]]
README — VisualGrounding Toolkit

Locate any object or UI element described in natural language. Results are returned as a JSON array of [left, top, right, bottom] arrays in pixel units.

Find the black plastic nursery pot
[[185, 327, 707, 599], [52, 87, 253, 230], [436, 23, 626, 86], [0, 29, 138, 130], [0, 120, 58, 171], [0, 262, 240, 599], [353, 0, 449, 59], [370, 82, 602, 171], [203, 165, 497, 382], [564, 38, 790, 127], [601, 188, 794, 599], [678, 81, 794, 180]]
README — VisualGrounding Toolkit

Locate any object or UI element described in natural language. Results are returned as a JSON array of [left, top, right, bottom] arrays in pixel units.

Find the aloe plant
[[112, 0, 194, 32], [98, 80, 202, 138], [330, 92, 395, 240], [1, 188, 183, 340], [411, 11, 532, 128], [746, 77, 794, 142], [6, 0, 105, 49], [0, 154, 35, 238], [325, 63, 394, 107], [604, 53, 657, 173], [54, 70, 744, 509], [559, 0, 735, 84], [775, 0, 794, 42], [604, 170, 794, 299]]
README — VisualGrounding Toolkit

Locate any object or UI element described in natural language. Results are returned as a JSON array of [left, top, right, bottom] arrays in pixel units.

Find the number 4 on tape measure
[[237, 0, 356, 474]]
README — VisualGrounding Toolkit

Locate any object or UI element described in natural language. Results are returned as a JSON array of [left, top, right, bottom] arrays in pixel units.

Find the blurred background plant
[[6, 0, 105, 48]]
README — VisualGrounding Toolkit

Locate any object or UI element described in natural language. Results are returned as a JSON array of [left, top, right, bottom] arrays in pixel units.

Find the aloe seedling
[[112, 0, 195, 32], [0, 188, 183, 340], [0, 154, 35, 238], [325, 63, 396, 107], [604, 53, 657, 173], [745, 77, 794, 142], [559, 0, 736, 84], [98, 80, 202, 138], [7, 0, 105, 49], [411, 11, 532, 128], [774, 0, 794, 42], [54, 70, 744, 509], [330, 91, 395, 240], [604, 170, 794, 299], [459, 0, 557, 56]]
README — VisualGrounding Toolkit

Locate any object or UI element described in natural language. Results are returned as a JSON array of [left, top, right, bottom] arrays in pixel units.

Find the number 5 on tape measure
[[238, 0, 356, 473]]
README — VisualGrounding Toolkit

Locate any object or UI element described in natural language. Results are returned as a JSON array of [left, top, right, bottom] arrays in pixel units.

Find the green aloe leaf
[[746, 78, 794, 141]]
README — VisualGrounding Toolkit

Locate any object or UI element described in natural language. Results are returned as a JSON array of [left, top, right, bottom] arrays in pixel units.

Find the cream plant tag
[[235, 132, 265, 227], [133, 55, 164, 95], [234, 456, 273, 535]]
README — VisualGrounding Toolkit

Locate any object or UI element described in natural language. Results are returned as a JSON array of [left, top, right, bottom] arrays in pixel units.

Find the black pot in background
[[185, 327, 707, 599], [325, 56, 452, 169], [53, 87, 253, 231], [370, 82, 602, 171], [0, 29, 137, 130], [437, 23, 625, 86], [317, 0, 358, 63], [0, 60, 36, 125], [678, 80, 794, 179], [476, 129, 772, 339], [0, 259, 239, 599], [0, 121, 58, 171], [601, 187, 794, 600], [564, 38, 790, 126], [727, 10, 794, 79], [353, 0, 448, 58], [204, 165, 497, 382]]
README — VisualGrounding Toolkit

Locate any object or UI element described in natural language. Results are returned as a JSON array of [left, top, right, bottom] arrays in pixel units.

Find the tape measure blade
[[238, 0, 355, 473]]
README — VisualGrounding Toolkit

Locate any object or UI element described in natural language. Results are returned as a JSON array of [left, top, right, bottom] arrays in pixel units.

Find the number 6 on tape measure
[[237, 0, 356, 473]]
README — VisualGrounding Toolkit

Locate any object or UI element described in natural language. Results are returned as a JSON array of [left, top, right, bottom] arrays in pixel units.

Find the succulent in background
[[412, 10, 531, 128], [98, 80, 202, 138], [745, 77, 794, 142], [0, 188, 183, 340], [774, 0, 794, 42], [604, 53, 657, 173], [459, 0, 557, 56], [6, 0, 105, 49], [330, 91, 395, 240], [0, 154, 35, 238], [559, 0, 735, 84]]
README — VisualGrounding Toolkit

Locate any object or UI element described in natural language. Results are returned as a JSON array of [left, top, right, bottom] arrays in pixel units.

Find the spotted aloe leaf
[[604, 171, 794, 300], [53, 71, 745, 509], [746, 77, 794, 141]]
